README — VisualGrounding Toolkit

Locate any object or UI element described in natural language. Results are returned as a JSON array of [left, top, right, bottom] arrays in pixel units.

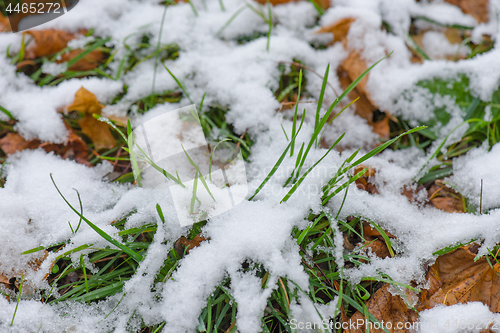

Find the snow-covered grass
[[1, 0, 500, 332]]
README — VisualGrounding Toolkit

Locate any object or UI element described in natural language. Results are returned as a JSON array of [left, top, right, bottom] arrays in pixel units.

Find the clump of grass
[[389, 75, 500, 184]]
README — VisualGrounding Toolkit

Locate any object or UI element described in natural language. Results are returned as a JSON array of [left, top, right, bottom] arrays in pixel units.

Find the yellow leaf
[[67, 87, 104, 115], [68, 87, 115, 150], [78, 115, 115, 151]]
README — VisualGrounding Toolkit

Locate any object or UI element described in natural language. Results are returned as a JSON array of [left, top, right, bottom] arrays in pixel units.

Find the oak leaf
[[67, 87, 115, 150]]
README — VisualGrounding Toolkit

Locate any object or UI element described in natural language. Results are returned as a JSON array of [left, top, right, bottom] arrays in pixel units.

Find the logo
[[130, 105, 248, 227], [3, 0, 79, 32]]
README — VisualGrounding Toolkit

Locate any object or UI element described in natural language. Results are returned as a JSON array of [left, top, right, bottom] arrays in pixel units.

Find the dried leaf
[[0, 132, 30, 154], [67, 87, 115, 150], [364, 239, 391, 259], [0, 275, 9, 285], [342, 51, 371, 95], [316, 17, 355, 44], [0, 15, 11, 32], [0, 127, 90, 165], [254, 0, 329, 9], [25, 29, 76, 59], [430, 197, 464, 213], [174, 234, 208, 256], [354, 165, 379, 194], [417, 247, 500, 312], [363, 222, 395, 238], [444, 0, 489, 23], [67, 87, 104, 115], [371, 117, 390, 140], [346, 284, 418, 333], [78, 115, 115, 150], [58, 49, 105, 71], [428, 181, 465, 213]]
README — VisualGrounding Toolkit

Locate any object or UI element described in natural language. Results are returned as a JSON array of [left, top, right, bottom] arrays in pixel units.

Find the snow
[[417, 302, 500, 333], [0, 0, 499, 331]]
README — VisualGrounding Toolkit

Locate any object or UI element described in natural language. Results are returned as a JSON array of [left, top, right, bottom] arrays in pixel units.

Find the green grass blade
[[290, 70, 303, 156], [80, 254, 89, 294], [50, 174, 143, 263], [368, 221, 394, 257], [248, 112, 305, 200], [181, 144, 216, 201], [21, 246, 45, 255], [162, 64, 194, 104], [315, 64, 330, 136], [10, 275, 23, 326], [322, 167, 368, 205], [281, 133, 345, 203], [216, 6, 246, 36], [0, 105, 15, 120], [156, 204, 165, 223]]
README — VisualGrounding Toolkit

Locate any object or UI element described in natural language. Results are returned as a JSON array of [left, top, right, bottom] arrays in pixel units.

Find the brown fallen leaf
[[318, 17, 392, 140], [411, 27, 468, 61], [444, 0, 489, 23], [0, 274, 9, 285], [67, 87, 105, 114], [25, 29, 76, 59], [427, 180, 465, 213], [0, 132, 32, 154], [0, 127, 90, 166], [337, 54, 390, 139], [67, 87, 115, 150], [354, 165, 379, 194], [23, 29, 104, 72], [174, 234, 208, 257], [346, 284, 418, 333], [361, 238, 391, 259], [316, 17, 355, 44], [401, 184, 426, 202], [0, 14, 11, 32], [417, 246, 500, 312], [363, 222, 395, 238], [57, 49, 106, 72], [254, 0, 329, 9]]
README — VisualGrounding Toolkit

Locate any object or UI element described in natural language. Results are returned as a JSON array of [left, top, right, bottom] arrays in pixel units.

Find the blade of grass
[[0, 105, 15, 120], [281, 133, 345, 203], [216, 6, 247, 36], [50, 174, 143, 263], [10, 275, 22, 326], [290, 70, 303, 156], [162, 64, 194, 104], [80, 254, 89, 294], [248, 111, 305, 200], [181, 144, 216, 201], [367, 221, 394, 257], [156, 204, 165, 223]]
